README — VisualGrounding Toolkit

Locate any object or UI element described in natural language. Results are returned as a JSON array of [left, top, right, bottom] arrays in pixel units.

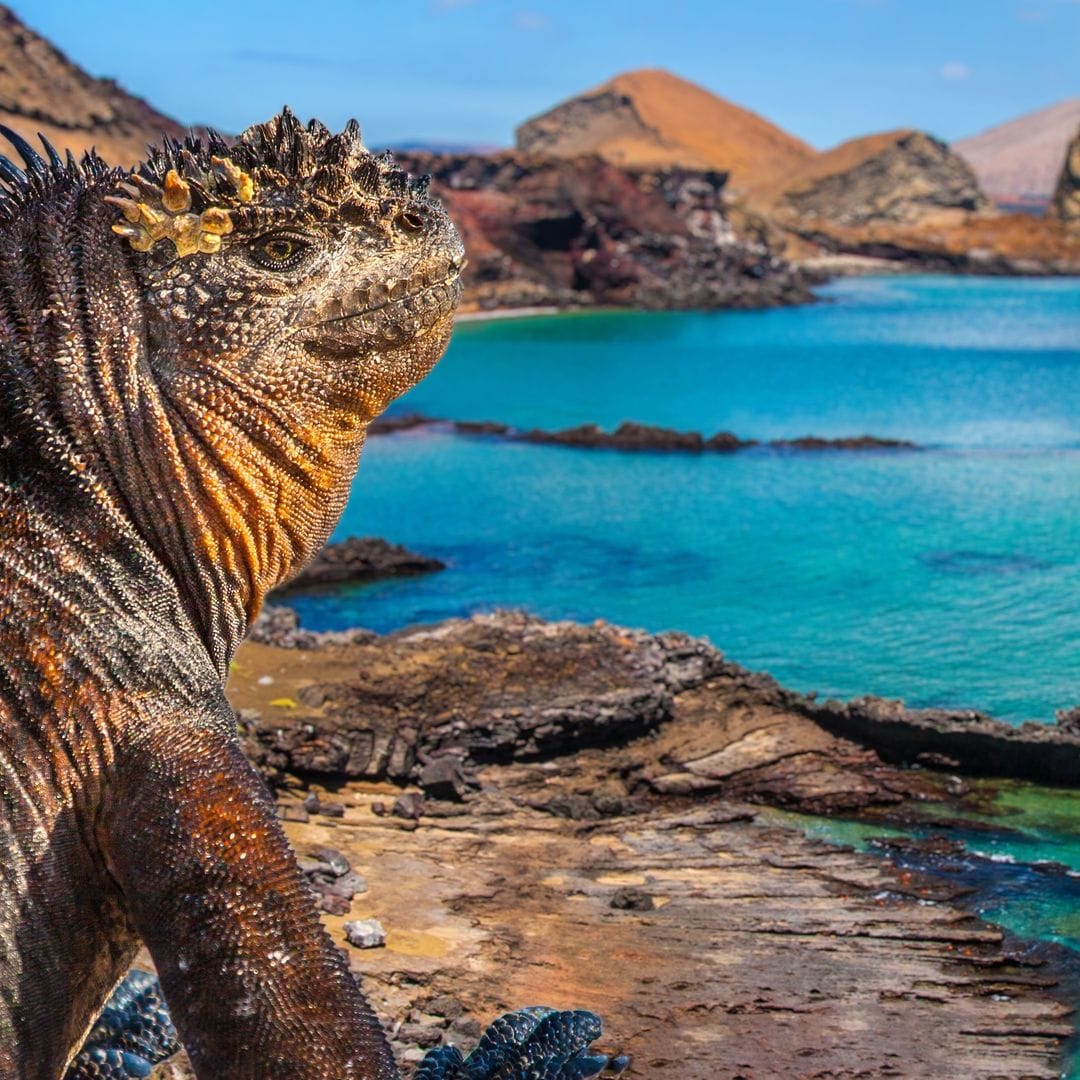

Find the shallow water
[[292, 275, 1080, 725], [769, 786, 1080, 1078]]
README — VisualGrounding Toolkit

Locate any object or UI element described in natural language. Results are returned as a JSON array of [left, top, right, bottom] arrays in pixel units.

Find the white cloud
[[513, 10, 551, 31], [938, 61, 972, 80]]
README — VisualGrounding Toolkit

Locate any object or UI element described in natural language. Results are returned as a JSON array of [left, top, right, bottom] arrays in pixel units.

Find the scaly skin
[[0, 111, 461, 1079]]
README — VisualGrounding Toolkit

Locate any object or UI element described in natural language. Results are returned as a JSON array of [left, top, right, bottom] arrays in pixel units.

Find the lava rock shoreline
[[215, 609, 1080, 1078], [369, 414, 917, 454], [240, 608, 1080, 802]]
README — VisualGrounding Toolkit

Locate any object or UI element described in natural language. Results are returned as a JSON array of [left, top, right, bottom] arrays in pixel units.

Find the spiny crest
[[0, 109, 431, 260], [0, 124, 114, 219], [120, 108, 428, 258], [139, 107, 421, 207]]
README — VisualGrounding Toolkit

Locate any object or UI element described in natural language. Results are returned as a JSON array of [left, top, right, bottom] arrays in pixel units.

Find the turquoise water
[[292, 275, 1080, 725]]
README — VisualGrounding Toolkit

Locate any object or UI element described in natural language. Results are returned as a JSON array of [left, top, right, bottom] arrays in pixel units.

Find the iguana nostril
[[397, 209, 425, 232]]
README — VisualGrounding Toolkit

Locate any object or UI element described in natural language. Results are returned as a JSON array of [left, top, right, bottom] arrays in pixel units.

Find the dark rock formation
[[373, 416, 916, 454], [1049, 124, 1080, 227], [768, 130, 991, 227], [808, 695, 1080, 787], [392, 150, 811, 311], [367, 412, 437, 435], [518, 421, 714, 452], [772, 434, 916, 450], [276, 537, 445, 593]]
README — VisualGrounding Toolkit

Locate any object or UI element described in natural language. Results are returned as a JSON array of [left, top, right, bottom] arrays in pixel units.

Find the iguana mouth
[[313, 256, 466, 329]]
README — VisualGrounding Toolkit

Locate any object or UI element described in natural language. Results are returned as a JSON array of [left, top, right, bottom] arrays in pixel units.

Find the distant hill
[[515, 68, 815, 193], [954, 99, 1080, 209], [0, 5, 183, 168], [761, 129, 991, 226]]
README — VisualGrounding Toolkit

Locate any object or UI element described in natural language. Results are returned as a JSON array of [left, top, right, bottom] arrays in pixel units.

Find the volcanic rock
[[766, 129, 991, 227], [215, 612, 1080, 1078], [1049, 123, 1080, 227], [392, 150, 811, 311], [276, 537, 446, 593]]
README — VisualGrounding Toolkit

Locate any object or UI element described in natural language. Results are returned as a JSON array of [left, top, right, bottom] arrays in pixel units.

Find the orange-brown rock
[[514, 69, 815, 194], [0, 6, 184, 168]]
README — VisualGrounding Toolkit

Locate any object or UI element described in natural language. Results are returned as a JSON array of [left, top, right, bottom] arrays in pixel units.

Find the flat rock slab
[[270, 792, 1071, 1078]]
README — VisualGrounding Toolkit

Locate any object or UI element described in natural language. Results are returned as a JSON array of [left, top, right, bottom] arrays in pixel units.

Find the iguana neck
[[0, 182, 363, 677]]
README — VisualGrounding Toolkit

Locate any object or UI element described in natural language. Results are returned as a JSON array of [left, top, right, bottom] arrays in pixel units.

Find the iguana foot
[[66, 975, 625, 1080], [65, 970, 180, 1080], [415, 1006, 630, 1079]]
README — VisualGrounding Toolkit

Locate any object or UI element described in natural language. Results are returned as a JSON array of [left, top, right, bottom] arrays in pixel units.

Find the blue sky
[[21, 0, 1080, 150]]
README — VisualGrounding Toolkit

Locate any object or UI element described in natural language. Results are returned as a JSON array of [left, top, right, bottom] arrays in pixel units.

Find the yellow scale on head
[[106, 157, 255, 257]]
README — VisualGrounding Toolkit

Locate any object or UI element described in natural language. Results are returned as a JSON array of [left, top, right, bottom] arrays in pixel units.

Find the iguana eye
[[251, 234, 309, 269]]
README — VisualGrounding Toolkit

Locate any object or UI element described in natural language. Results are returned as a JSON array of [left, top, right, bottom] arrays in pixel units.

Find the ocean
[[292, 274, 1080, 727]]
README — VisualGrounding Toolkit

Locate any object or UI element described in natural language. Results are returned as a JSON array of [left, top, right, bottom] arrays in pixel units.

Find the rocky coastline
[[391, 150, 813, 312], [368, 414, 917, 454], [210, 608, 1080, 1078]]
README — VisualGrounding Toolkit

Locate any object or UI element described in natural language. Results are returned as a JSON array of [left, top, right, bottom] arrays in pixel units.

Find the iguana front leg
[[101, 703, 398, 1079]]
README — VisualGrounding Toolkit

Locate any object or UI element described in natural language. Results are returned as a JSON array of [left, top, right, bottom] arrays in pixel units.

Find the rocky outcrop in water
[[392, 150, 810, 311], [1049, 124, 1080, 227], [235, 610, 1080, 803], [766, 129, 991, 227], [369, 415, 917, 454], [276, 537, 445, 593]]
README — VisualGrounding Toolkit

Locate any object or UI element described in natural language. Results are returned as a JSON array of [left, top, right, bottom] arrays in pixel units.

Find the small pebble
[[426, 994, 464, 1020], [610, 887, 655, 912], [310, 846, 351, 877], [257, 675, 274, 685], [320, 894, 350, 916], [344, 918, 387, 949], [325, 870, 367, 899]]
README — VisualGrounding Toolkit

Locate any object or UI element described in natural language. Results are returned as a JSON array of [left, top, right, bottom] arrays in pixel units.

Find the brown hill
[[954, 98, 1080, 208], [762, 129, 990, 227], [515, 68, 815, 193], [0, 5, 183, 168]]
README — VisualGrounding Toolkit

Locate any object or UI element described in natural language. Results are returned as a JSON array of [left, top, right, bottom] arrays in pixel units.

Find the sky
[[21, 0, 1080, 151]]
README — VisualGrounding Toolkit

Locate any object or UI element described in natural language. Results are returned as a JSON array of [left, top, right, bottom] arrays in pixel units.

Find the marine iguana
[[0, 112, 621, 1079]]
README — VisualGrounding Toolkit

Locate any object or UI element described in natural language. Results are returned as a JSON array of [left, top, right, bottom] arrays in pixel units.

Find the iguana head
[[0, 110, 463, 672], [114, 108, 463, 422]]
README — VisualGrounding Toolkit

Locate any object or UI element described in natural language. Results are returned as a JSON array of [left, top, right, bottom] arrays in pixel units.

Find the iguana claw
[[415, 1006, 630, 1079]]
